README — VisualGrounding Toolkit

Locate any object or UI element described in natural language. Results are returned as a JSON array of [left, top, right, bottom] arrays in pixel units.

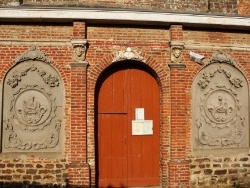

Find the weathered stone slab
[[2, 46, 63, 152], [192, 51, 249, 156]]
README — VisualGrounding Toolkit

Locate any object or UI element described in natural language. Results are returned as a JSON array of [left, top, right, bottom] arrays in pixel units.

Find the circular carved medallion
[[205, 89, 236, 124], [14, 89, 51, 126], [10, 85, 56, 131]]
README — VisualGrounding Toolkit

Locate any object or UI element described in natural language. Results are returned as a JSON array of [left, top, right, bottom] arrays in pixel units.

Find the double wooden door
[[97, 64, 160, 187]]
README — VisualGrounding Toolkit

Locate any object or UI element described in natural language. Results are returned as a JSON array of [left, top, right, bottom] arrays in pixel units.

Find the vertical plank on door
[[98, 70, 128, 187]]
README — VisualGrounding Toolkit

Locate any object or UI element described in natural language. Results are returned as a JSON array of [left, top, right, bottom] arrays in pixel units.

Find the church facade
[[0, 0, 249, 187]]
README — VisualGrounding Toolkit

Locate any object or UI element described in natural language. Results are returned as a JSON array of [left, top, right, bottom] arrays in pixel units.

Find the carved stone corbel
[[71, 39, 88, 62], [170, 42, 184, 64]]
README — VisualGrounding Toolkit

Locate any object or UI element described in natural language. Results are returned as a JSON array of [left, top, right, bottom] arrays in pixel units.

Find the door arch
[[96, 61, 160, 187]]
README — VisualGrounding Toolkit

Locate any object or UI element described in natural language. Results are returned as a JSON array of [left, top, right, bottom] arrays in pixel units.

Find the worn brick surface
[[190, 156, 250, 187], [0, 24, 72, 40], [1, 0, 249, 16], [238, 0, 250, 15], [16, 0, 246, 15]]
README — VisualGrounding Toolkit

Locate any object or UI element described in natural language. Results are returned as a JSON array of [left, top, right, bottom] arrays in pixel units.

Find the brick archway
[[87, 53, 170, 186]]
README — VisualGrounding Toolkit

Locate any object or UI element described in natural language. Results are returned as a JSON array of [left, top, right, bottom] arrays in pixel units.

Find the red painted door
[[98, 65, 160, 187]]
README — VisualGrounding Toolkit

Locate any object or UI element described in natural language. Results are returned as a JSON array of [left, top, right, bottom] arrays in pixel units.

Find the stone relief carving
[[4, 119, 32, 150], [10, 85, 56, 131], [2, 47, 63, 152], [113, 47, 144, 62], [18, 96, 47, 124], [193, 51, 249, 150], [7, 64, 60, 88], [197, 66, 243, 89], [171, 46, 183, 63], [71, 39, 88, 62], [33, 119, 61, 150], [206, 89, 235, 125], [4, 118, 61, 150], [196, 85, 245, 146], [208, 50, 236, 65], [15, 45, 51, 64]]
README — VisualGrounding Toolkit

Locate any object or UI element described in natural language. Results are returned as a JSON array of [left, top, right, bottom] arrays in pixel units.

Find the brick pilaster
[[168, 25, 190, 188], [168, 63, 186, 160], [73, 21, 86, 39], [168, 160, 190, 187], [68, 21, 90, 187], [170, 25, 183, 41], [67, 162, 90, 187], [68, 62, 89, 187]]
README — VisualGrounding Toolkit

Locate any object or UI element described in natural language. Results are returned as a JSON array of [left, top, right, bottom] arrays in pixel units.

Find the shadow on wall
[[0, 182, 68, 188], [0, 181, 105, 188], [0, 182, 127, 188]]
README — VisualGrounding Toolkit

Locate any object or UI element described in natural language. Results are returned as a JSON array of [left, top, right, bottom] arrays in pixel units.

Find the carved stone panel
[[3, 56, 63, 152], [192, 51, 249, 155]]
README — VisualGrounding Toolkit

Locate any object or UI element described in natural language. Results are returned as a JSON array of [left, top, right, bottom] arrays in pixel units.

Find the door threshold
[[127, 186, 161, 188]]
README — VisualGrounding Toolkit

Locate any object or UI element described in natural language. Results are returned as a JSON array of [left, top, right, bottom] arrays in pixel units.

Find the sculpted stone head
[[171, 46, 183, 63]]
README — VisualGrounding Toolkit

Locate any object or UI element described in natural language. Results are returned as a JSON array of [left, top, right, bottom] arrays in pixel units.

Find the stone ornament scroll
[[2, 46, 63, 152], [113, 47, 144, 62], [192, 51, 249, 154]]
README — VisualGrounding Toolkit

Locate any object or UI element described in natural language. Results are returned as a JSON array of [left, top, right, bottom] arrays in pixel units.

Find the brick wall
[[0, 0, 19, 6], [208, 0, 238, 14], [2, 0, 250, 16], [238, 0, 250, 15], [5, 0, 248, 15], [190, 156, 250, 187], [0, 24, 72, 40], [0, 158, 67, 184], [184, 29, 250, 45]]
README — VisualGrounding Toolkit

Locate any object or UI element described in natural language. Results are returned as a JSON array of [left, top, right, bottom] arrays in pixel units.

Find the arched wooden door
[[97, 63, 160, 187]]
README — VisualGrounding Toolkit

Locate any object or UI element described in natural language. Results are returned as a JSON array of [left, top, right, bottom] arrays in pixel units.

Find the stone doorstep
[[127, 186, 161, 188]]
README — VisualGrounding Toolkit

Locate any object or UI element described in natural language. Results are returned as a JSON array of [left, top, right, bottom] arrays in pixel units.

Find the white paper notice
[[132, 120, 153, 135], [135, 108, 144, 120]]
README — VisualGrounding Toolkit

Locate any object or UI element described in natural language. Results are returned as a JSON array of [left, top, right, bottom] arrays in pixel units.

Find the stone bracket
[[168, 63, 186, 69]]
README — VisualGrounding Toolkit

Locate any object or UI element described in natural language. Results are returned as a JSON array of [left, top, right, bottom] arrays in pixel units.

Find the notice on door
[[132, 120, 153, 135], [135, 108, 145, 120]]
